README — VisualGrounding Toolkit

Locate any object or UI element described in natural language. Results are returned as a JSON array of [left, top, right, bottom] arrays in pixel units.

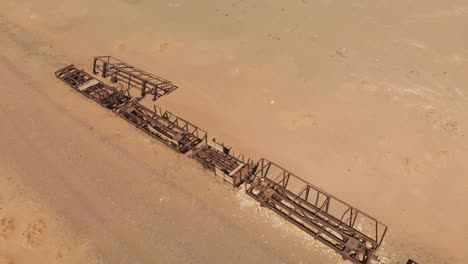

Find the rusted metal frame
[[79, 82, 131, 110], [256, 159, 386, 245], [189, 145, 215, 170], [190, 140, 252, 187], [260, 166, 384, 246], [247, 181, 346, 242], [247, 178, 369, 263], [192, 146, 238, 171], [245, 159, 387, 264], [106, 65, 173, 100], [341, 207, 359, 230], [287, 177, 379, 245], [117, 101, 202, 153], [81, 83, 112, 105], [247, 184, 370, 263], [156, 107, 208, 144], [108, 67, 156, 96], [58, 63, 388, 263], [283, 182, 382, 246], [55, 65, 131, 110], [248, 177, 343, 235], [118, 104, 187, 151], [96, 57, 168, 83], [55, 64, 93, 89], [93, 57, 151, 85], [102, 90, 132, 110], [273, 170, 291, 188], [115, 100, 205, 154], [93, 56, 177, 100], [215, 143, 251, 166]]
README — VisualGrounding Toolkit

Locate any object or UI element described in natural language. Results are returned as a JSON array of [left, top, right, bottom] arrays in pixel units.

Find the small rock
[[336, 48, 347, 58], [407, 70, 419, 79], [159, 196, 169, 202]]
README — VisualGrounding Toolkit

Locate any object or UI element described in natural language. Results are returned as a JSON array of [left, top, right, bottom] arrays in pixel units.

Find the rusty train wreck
[[55, 65, 131, 110], [54, 58, 388, 264], [246, 159, 387, 264], [116, 99, 207, 154], [93, 56, 177, 100], [190, 140, 253, 187]]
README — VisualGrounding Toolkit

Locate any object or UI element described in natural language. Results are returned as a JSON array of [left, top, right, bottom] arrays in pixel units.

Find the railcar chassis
[[246, 159, 387, 264], [190, 140, 252, 187], [54, 61, 389, 263], [93, 56, 177, 101], [116, 99, 207, 153], [55, 65, 131, 109]]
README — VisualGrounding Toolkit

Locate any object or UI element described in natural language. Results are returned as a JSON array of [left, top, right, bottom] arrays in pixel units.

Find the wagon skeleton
[[54, 60, 388, 263]]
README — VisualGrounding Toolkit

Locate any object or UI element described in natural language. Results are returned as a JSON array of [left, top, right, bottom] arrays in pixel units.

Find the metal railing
[[93, 56, 178, 100], [246, 159, 387, 264]]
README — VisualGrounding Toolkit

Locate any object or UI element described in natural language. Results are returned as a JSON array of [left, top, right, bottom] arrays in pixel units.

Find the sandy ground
[[0, 0, 467, 263]]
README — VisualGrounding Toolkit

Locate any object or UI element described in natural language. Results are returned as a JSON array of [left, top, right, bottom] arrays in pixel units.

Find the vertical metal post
[[153, 84, 158, 101], [102, 62, 108, 78], [93, 58, 98, 74], [141, 80, 147, 97]]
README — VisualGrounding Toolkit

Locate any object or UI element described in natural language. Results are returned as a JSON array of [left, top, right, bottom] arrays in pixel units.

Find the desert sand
[[0, 0, 467, 263]]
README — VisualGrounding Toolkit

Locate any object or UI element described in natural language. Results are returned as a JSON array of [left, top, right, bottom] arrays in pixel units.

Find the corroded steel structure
[[190, 140, 252, 187], [116, 99, 207, 153], [246, 159, 388, 264], [93, 56, 177, 100], [55, 62, 388, 263], [55, 65, 130, 109]]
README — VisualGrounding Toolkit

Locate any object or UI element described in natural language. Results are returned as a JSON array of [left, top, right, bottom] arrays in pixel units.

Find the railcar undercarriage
[[54, 61, 388, 263], [190, 140, 252, 187], [55, 65, 131, 109], [116, 99, 207, 153], [246, 159, 387, 264], [93, 56, 177, 100]]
